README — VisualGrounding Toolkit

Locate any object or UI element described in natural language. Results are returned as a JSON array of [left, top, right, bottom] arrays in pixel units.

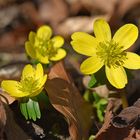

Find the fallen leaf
[[109, 0, 140, 31], [2, 100, 30, 140], [56, 15, 109, 38], [39, 0, 68, 26], [114, 0, 140, 20], [0, 99, 6, 139], [112, 99, 140, 128], [81, 0, 117, 15], [95, 100, 114, 139], [0, 89, 15, 104], [0, 62, 26, 82], [0, 26, 29, 53], [95, 98, 140, 140], [135, 130, 140, 139], [45, 61, 93, 140]]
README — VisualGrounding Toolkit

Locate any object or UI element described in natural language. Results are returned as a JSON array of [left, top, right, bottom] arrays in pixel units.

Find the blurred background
[[0, 0, 140, 64]]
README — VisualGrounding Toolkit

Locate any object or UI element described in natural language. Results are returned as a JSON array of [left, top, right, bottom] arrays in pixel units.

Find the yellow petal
[[31, 75, 47, 96], [25, 41, 36, 58], [93, 19, 111, 42], [35, 63, 44, 79], [1, 80, 29, 97], [50, 48, 66, 61], [52, 36, 64, 48], [30, 87, 43, 97], [80, 56, 104, 74], [22, 64, 35, 79], [37, 25, 52, 41], [36, 52, 49, 64], [36, 75, 47, 90], [113, 24, 138, 50], [123, 52, 140, 69], [39, 75, 47, 88], [105, 66, 127, 89], [71, 32, 98, 56], [29, 31, 36, 44]]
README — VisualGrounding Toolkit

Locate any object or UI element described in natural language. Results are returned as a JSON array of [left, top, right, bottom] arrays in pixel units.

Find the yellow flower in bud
[[25, 26, 66, 64], [1, 63, 47, 98]]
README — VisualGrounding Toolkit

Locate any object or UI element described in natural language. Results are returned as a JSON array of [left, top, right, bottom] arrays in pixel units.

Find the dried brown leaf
[[116, 0, 140, 19], [135, 130, 140, 139], [95, 100, 114, 139], [45, 61, 93, 140], [39, 0, 68, 25], [0, 62, 25, 82], [95, 99, 140, 140], [109, 0, 140, 30], [112, 99, 140, 128], [3, 100, 29, 140], [0, 26, 28, 53], [81, 0, 117, 15], [0, 89, 15, 104], [56, 15, 109, 38], [0, 99, 6, 139]]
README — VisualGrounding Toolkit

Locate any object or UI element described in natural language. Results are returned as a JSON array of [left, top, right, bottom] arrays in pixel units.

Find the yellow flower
[[1, 63, 47, 98], [25, 25, 66, 64], [71, 19, 140, 89]]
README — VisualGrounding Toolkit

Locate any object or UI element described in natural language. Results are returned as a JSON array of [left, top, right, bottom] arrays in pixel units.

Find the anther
[[96, 40, 127, 68]]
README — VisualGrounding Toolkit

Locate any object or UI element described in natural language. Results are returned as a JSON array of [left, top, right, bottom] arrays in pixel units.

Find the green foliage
[[89, 135, 95, 140], [37, 91, 50, 107], [94, 67, 107, 86], [93, 92, 108, 122], [88, 74, 97, 88], [88, 67, 108, 89], [83, 90, 94, 102], [84, 91, 108, 122]]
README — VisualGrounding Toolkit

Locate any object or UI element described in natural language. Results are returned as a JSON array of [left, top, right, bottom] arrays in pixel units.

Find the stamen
[[96, 40, 127, 68], [18, 76, 39, 92], [35, 37, 57, 57]]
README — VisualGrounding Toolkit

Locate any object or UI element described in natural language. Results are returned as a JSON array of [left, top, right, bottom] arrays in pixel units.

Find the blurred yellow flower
[[71, 19, 140, 89], [1, 63, 47, 98], [25, 25, 66, 64]]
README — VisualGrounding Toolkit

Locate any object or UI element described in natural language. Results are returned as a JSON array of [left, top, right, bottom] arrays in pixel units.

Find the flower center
[[35, 37, 57, 58], [18, 76, 39, 93], [96, 40, 127, 68]]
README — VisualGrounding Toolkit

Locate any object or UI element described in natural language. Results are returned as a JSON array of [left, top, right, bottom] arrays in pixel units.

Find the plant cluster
[[1, 19, 140, 139]]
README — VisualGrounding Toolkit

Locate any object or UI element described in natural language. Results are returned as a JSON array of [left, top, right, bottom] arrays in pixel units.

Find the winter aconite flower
[[25, 25, 66, 64], [1, 63, 47, 98], [71, 19, 140, 88]]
